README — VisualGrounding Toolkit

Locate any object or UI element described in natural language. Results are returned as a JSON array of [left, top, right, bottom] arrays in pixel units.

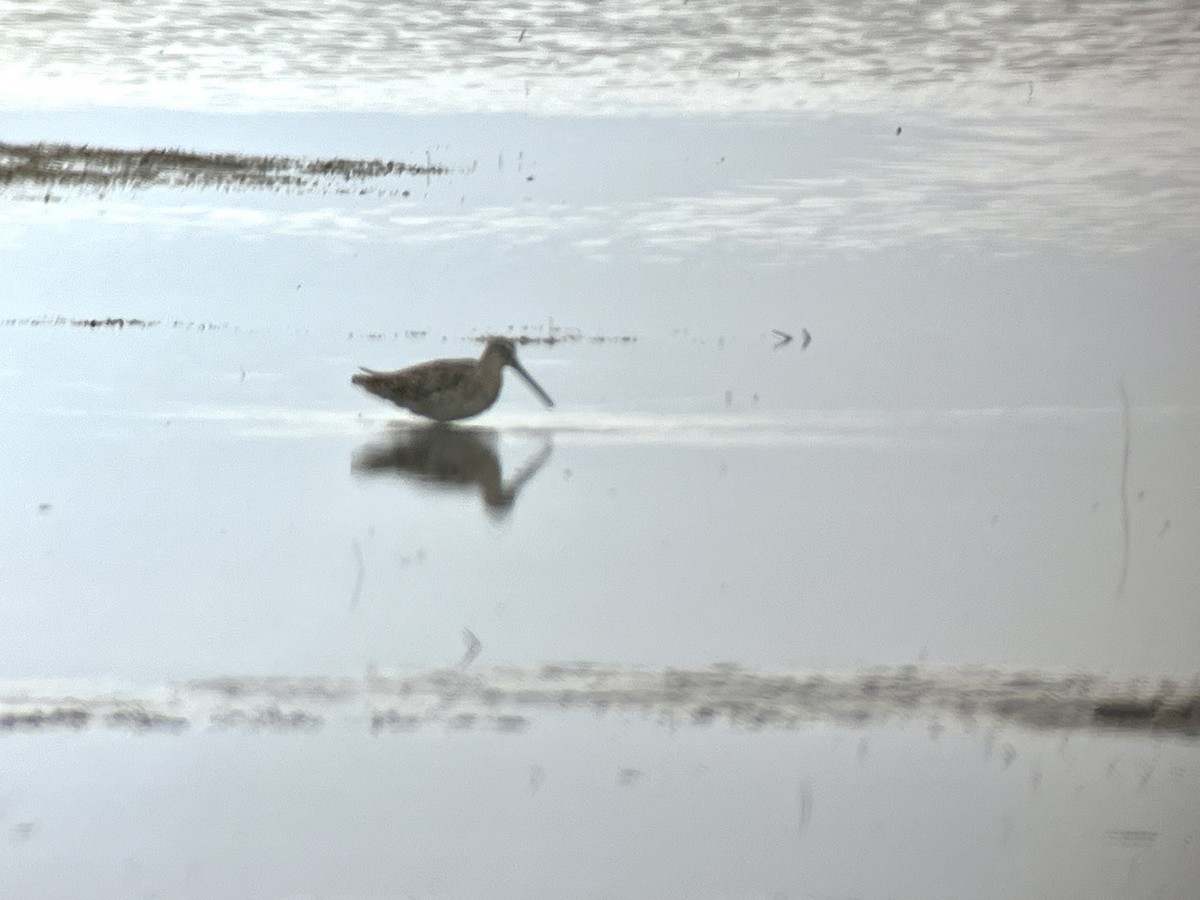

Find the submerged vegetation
[[0, 139, 447, 198]]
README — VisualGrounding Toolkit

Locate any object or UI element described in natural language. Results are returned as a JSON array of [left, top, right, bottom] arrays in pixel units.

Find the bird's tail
[[352, 366, 384, 386]]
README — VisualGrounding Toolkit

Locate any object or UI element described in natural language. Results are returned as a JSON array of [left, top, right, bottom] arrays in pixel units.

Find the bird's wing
[[398, 363, 473, 401]]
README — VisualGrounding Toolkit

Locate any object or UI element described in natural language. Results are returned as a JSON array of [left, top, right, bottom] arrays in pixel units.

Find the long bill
[[510, 361, 555, 408]]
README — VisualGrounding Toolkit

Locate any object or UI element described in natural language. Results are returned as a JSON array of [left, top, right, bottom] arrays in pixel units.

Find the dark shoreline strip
[[1, 665, 1196, 738]]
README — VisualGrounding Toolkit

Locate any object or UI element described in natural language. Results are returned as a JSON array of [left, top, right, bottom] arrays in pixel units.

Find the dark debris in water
[[1093, 696, 1199, 729], [346, 329, 431, 341], [210, 705, 324, 732], [1, 315, 158, 329], [0, 707, 91, 731], [0, 315, 242, 332], [0, 140, 449, 198], [371, 710, 422, 734], [2, 316, 636, 347], [471, 326, 638, 346], [510, 333, 638, 346], [345, 327, 638, 345], [105, 708, 189, 733]]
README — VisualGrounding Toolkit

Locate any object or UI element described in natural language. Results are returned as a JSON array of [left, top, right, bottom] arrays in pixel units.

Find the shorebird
[[352, 336, 554, 421]]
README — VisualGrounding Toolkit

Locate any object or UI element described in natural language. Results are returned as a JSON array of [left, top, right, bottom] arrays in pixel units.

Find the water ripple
[[1, 0, 1196, 115]]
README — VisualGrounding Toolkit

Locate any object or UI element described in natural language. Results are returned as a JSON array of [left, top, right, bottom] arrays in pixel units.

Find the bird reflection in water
[[352, 424, 552, 519]]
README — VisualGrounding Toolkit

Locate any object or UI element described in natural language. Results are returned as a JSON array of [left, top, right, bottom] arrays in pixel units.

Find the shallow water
[[3, 328, 1198, 680], [2, 2, 1199, 897], [2, 717, 1192, 900]]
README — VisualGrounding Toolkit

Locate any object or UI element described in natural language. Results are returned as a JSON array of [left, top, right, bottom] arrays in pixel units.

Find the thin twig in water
[[1116, 382, 1130, 600], [350, 540, 365, 609], [797, 779, 813, 840]]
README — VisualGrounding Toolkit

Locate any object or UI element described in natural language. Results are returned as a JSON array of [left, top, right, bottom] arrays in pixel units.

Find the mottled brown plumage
[[352, 336, 554, 421]]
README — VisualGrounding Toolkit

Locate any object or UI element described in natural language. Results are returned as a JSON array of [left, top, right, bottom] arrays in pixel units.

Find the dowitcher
[[352, 336, 554, 421]]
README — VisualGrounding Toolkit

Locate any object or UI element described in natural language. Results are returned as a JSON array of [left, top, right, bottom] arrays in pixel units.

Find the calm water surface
[[1, 2, 1199, 898]]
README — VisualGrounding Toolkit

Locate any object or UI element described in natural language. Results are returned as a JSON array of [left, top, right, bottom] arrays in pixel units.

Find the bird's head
[[482, 336, 554, 409]]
